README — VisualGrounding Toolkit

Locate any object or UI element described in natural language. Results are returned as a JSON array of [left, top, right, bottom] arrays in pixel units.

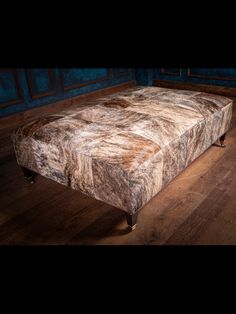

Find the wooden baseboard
[[0, 80, 136, 131], [153, 79, 236, 97]]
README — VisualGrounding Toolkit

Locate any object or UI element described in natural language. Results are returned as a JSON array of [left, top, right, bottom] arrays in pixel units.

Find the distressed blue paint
[[117, 68, 127, 73], [28, 69, 53, 94], [0, 70, 20, 104], [188, 68, 236, 80], [186, 68, 236, 87], [153, 68, 186, 82], [54, 68, 134, 103], [115, 68, 130, 75], [3, 68, 235, 118], [0, 68, 135, 117], [61, 68, 109, 87], [135, 69, 154, 85], [153, 68, 236, 87], [160, 68, 180, 75]]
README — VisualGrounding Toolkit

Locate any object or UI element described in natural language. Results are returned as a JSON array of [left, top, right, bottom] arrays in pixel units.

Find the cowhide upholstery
[[12, 86, 233, 214]]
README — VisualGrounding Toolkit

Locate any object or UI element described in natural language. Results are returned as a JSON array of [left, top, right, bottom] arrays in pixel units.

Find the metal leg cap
[[25, 176, 35, 184], [128, 224, 137, 231]]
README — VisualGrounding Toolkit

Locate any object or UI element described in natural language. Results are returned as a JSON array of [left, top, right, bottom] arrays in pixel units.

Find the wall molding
[[160, 68, 182, 76], [59, 69, 112, 91], [26, 69, 56, 100], [114, 69, 131, 77], [187, 68, 236, 81], [0, 69, 24, 108], [153, 79, 236, 96]]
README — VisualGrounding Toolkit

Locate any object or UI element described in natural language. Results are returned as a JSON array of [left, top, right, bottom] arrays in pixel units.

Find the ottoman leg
[[220, 133, 226, 148], [20, 166, 36, 184], [125, 212, 138, 231]]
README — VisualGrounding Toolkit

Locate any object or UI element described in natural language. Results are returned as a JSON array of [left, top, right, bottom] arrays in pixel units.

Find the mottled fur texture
[[12, 86, 233, 214]]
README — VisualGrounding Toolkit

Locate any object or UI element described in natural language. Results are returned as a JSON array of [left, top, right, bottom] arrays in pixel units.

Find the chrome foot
[[125, 212, 138, 231], [128, 224, 137, 231], [220, 134, 226, 148], [21, 166, 36, 184], [25, 176, 35, 184]]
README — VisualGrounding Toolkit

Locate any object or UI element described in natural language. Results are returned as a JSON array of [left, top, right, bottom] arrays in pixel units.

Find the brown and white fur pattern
[[12, 86, 233, 214]]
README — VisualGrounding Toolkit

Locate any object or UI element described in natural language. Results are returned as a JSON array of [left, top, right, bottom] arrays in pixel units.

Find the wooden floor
[[0, 97, 236, 245]]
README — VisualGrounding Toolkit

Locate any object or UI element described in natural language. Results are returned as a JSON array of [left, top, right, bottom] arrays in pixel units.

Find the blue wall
[[0, 68, 135, 117], [136, 68, 236, 88], [1, 68, 236, 118]]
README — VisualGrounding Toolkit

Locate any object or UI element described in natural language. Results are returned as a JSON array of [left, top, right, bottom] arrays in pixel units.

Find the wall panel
[[0, 69, 23, 108]]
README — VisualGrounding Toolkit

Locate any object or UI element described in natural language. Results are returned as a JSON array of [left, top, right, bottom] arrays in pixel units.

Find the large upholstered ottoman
[[12, 86, 233, 230]]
